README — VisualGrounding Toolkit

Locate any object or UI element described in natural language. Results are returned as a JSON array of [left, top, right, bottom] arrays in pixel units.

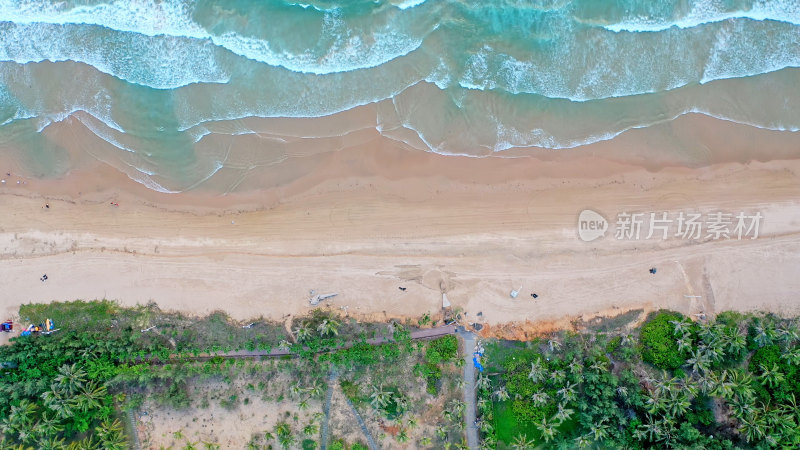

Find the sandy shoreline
[[2, 113, 800, 341]]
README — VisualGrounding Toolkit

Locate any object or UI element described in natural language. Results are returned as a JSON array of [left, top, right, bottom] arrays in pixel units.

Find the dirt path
[[344, 397, 379, 450], [458, 328, 479, 449], [320, 368, 338, 450]]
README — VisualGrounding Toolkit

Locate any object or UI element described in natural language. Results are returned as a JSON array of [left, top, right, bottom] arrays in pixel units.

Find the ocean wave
[[0, 0, 431, 76], [0, 22, 229, 89], [603, 0, 800, 32]]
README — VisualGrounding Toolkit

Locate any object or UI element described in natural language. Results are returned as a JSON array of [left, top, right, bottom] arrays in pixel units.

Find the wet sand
[[1, 112, 800, 338]]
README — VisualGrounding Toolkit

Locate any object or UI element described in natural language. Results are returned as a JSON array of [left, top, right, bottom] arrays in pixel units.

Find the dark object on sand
[[649, 267, 657, 274], [40, 274, 48, 282], [472, 323, 483, 331], [399, 287, 406, 291], [531, 293, 538, 299], [45, 204, 49, 209]]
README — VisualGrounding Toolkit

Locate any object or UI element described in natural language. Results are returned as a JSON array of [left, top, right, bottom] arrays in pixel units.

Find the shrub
[[340, 379, 360, 403], [748, 344, 780, 373], [426, 335, 458, 364], [639, 311, 686, 370]]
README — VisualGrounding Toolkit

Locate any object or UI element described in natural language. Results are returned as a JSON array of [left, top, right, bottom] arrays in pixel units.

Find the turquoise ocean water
[[1, 0, 799, 192]]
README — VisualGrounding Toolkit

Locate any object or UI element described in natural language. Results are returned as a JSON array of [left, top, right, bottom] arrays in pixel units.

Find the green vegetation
[[1, 300, 460, 448], [476, 310, 800, 449], [414, 335, 458, 394], [639, 310, 688, 369]]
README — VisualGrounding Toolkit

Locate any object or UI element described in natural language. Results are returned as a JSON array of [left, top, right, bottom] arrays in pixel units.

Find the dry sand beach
[[1, 113, 800, 341]]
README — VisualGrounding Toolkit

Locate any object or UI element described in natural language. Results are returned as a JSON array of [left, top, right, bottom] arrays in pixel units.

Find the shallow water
[[1, 0, 799, 191]]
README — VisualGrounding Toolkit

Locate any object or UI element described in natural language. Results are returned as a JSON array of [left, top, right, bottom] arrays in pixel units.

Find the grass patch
[[19, 299, 118, 331], [483, 340, 529, 373], [493, 400, 538, 446]]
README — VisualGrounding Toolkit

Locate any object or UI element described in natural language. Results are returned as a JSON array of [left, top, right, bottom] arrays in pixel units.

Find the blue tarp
[[473, 356, 484, 372]]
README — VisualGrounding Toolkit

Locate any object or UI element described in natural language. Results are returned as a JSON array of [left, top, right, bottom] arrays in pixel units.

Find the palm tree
[[686, 349, 710, 374], [729, 370, 755, 403], [37, 436, 66, 450], [397, 428, 410, 443], [536, 416, 557, 442], [36, 413, 63, 439], [670, 319, 691, 337], [758, 363, 785, 388], [435, 425, 448, 440], [317, 319, 340, 336], [738, 413, 767, 443], [568, 359, 583, 376], [676, 335, 693, 353], [776, 323, 799, 344], [289, 382, 304, 397], [729, 397, 754, 420], [54, 364, 87, 396], [294, 324, 312, 342], [298, 399, 309, 410], [550, 370, 566, 386], [574, 434, 592, 448], [275, 422, 291, 437], [370, 384, 392, 409], [664, 391, 691, 418], [476, 375, 491, 391], [639, 415, 662, 442], [510, 433, 534, 450], [183, 443, 198, 450], [782, 348, 800, 365], [528, 359, 546, 383], [277, 433, 295, 450], [557, 382, 578, 403], [548, 339, 561, 353], [448, 400, 465, 419], [406, 417, 418, 429], [493, 387, 510, 401], [589, 359, 608, 373], [95, 419, 126, 450], [307, 381, 324, 398], [723, 326, 747, 354], [303, 422, 318, 436], [553, 403, 574, 423], [479, 435, 497, 450], [531, 391, 549, 406], [753, 322, 776, 347], [589, 420, 610, 442], [419, 436, 433, 446], [203, 442, 220, 450], [477, 419, 494, 434]]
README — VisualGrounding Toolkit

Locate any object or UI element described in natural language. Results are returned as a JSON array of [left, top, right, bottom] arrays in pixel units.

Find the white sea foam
[[393, 0, 427, 10], [0, 21, 229, 89], [605, 0, 800, 33], [0, 0, 429, 77]]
